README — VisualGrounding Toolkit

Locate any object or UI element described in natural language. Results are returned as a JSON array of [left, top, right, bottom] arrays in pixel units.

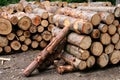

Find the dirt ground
[[0, 50, 120, 80]]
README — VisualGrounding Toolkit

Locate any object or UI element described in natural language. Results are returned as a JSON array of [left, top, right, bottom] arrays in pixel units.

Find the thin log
[[37, 25, 44, 33], [4, 46, 11, 53], [113, 20, 119, 26], [97, 53, 109, 68], [117, 25, 120, 35], [67, 32, 92, 49], [7, 33, 16, 41], [0, 47, 3, 53], [10, 40, 21, 51], [29, 25, 37, 33], [19, 35, 26, 42], [111, 33, 119, 44], [24, 38, 32, 46], [105, 44, 114, 54], [100, 33, 111, 45], [108, 24, 116, 35], [16, 30, 23, 37], [31, 41, 39, 49], [0, 36, 8, 47], [41, 31, 52, 41], [90, 42, 103, 56], [15, 3, 24, 12], [41, 20, 49, 27], [66, 44, 90, 60], [10, 16, 18, 25], [39, 40, 48, 49], [24, 4, 33, 13], [23, 31, 31, 38], [91, 29, 100, 39], [86, 56, 95, 68], [32, 34, 42, 42], [115, 40, 120, 49], [48, 24, 55, 32], [98, 23, 108, 33], [21, 44, 28, 52]]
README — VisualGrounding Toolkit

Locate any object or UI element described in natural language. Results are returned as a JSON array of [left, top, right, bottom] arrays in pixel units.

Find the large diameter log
[[100, 33, 111, 45], [97, 53, 109, 68], [77, 7, 120, 18], [90, 42, 103, 56], [53, 14, 93, 34], [18, 16, 32, 30], [0, 36, 8, 47], [108, 24, 116, 35], [111, 33, 119, 44], [0, 18, 12, 35], [23, 19, 70, 76], [66, 44, 90, 60], [62, 52, 87, 70], [98, 23, 108, 33], [67, 33, 92, 49], [98, 12, 114, 25], [86, 56, 95, 68], [105, 44, 114, 54], [56, 7, 101, 26], [110, 50, 120, 64]]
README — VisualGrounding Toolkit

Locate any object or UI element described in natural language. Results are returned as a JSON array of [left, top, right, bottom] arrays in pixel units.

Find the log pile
[[0, 0, 119, 76]]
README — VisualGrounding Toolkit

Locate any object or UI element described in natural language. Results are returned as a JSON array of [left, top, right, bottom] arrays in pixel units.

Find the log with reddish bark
[[109, 50, 120, 64], [97, 53, 109, 68], [90, 42, 103, 56], [67, 32, 92, 49], [66, 44, 90, 60], [105, 44, 114, 54], [56, 7, 101, 26], [62, 52, 87, 70], [91, 29, 100, 39], [53, 14, 93, 34], [77, 6, 120, 18], [23, 19, 70, 76], [0, 18, 12, 35]]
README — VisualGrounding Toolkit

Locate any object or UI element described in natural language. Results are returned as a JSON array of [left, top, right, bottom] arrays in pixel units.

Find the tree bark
[[66, 44, 90, 60], [67, 32, 92, 49]]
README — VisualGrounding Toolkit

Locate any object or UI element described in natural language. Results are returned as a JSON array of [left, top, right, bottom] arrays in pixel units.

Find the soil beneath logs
[[0, 50, 120, 80]]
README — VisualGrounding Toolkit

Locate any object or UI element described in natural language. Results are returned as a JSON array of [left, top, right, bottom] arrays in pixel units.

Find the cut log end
[[91, 42, 103, 56], [100, 33, 111, 45], [10, 16, 18, 25], [10, 40, 21, 51], [86, 56, 95, 68], [21, 44, 28, 52], [105, 44, 114, 54], [78, 61, 87, 70], [91, 14, 101, 26], [98, 23, 108, 33], [108, 24, 116, 35], [4, 46, 11, 53], [0, 18, 12, 35]]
